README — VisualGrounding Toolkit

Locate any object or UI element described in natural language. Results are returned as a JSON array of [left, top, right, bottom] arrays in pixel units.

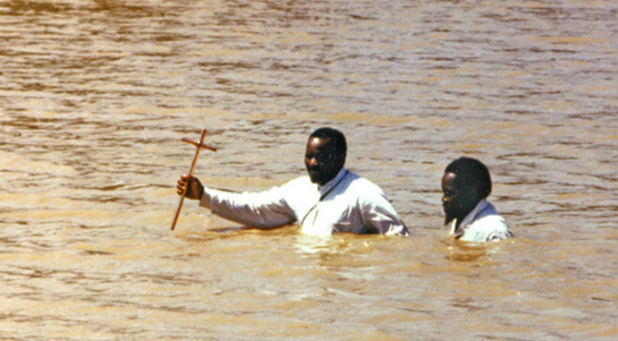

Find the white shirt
[[449, 199, 512, 242], [199, 169, 409, 236]]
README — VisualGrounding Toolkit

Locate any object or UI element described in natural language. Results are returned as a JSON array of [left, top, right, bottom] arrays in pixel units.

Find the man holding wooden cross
[[176, 127, 409, 236]]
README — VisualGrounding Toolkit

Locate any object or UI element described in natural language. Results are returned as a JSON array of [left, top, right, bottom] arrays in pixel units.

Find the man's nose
[[307, 157, 318, 167]]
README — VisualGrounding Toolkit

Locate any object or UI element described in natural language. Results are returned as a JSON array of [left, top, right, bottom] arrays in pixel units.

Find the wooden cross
[[170, 129, 217, 231]]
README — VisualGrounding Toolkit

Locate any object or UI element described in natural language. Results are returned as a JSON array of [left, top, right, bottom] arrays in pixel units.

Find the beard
[[306, 165, 340, 185], [443, 205, 457, 225], [443, 199, 478, 226], [307, 168, 327, 185]]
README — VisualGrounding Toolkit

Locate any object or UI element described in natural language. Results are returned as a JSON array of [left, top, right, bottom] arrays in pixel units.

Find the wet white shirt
[[199, 169, 409, 236], [449, 199, 513, 242]]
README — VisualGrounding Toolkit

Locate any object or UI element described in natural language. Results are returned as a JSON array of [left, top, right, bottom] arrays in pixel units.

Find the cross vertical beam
[[171, 129, 217, 231]]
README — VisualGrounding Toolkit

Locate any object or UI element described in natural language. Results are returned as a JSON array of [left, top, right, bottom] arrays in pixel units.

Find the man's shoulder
[[475, 201, 505, 223], [344, 171, 386, 195], [281, 175, 311, 187], [468, 208, 508, 234], [462, 214, 509, 242], [472, 213, 507, 228]]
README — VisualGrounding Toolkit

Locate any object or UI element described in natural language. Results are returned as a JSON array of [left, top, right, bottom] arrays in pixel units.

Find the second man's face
[[442, 172, 465, 225], [441, 171, 478, 225], [304, 137, 344, 186]]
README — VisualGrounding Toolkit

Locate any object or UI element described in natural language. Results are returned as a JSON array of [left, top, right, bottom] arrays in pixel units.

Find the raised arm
[[199, 183, 296, 229]]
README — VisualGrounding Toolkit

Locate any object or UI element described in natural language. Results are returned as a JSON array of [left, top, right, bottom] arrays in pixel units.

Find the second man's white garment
[[449, 199, 512, 242], [199, 168, 409, 236]]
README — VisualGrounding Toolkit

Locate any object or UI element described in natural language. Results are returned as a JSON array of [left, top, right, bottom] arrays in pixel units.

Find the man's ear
[[469, 186, 485, 203], [459, 185, 478, 201], [336, 152, 346, 167]]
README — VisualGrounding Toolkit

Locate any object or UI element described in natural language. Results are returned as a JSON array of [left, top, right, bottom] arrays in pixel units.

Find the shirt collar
[[318, 168, 348, 198], [450, 198, 490, 236]]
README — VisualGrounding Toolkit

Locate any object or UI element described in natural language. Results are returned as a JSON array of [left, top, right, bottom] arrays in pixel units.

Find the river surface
[[0, 0, 617, 340]]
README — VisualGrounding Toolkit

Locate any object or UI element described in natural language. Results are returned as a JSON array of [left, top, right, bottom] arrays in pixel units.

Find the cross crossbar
[[181, 137, 217, 152]]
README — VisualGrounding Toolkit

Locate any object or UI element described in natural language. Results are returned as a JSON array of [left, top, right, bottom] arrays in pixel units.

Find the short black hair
[[309, 127, 347, 158], [445, 157, 492, 198]]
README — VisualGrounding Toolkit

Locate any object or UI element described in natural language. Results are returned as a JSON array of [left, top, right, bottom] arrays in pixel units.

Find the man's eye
[[307, 154, 326, 161]]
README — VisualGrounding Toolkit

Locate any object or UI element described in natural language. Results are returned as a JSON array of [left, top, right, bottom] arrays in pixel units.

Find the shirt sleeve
[[359, 187, 409, 236], [200, 185, 296, 229]]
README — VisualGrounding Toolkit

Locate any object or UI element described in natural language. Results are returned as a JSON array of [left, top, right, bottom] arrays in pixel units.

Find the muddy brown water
[[0, 0, 616, 340]]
